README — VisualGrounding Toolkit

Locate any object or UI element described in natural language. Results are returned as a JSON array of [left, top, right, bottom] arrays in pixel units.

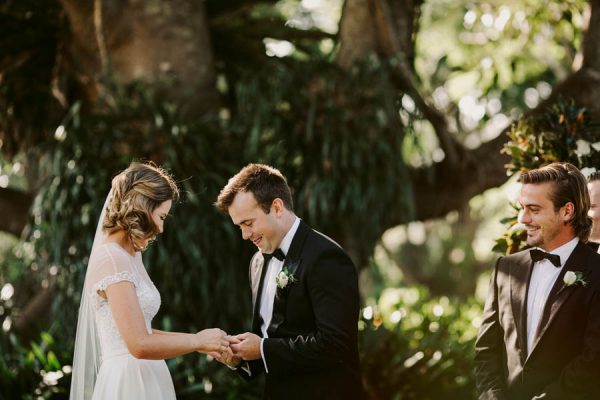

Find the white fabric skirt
[[92, 353, 176, 400]]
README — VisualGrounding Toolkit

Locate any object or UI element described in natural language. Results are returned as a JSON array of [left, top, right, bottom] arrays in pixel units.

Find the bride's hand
[[215, 346, 242, 368], [195, 328, 228, 355]]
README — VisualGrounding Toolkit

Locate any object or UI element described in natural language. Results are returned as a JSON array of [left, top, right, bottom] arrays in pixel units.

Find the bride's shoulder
[[98, 242, 133, 255], [90, 242, 135, 265], [86, 243, 140, 293]]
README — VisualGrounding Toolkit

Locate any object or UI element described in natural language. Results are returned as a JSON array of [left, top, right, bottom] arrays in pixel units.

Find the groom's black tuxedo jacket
[[475, 241, 600, 400], [239, 220, 364, 400]]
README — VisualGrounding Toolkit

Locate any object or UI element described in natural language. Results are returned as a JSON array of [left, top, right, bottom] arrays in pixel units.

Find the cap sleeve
[[85, 244, 139, 297]]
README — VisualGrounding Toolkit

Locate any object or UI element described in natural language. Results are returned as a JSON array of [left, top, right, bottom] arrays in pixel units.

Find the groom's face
[[519, 182, 569, 251], [228, 191, 284, 254]]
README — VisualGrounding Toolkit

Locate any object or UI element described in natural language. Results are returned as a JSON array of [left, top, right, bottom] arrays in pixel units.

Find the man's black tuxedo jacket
[[239, 220, 364, 400], [475, 241, 600, 400]]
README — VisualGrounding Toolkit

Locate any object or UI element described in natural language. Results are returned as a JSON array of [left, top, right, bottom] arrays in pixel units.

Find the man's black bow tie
[[263, 248, 285, 262], [530, 249, 561, 268]]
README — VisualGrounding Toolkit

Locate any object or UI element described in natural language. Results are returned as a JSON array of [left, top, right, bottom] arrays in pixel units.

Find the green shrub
[[360, 286, 481, 400]]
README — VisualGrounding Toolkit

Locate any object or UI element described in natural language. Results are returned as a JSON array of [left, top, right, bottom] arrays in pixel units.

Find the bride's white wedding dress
[[70, 190, 178, 400], [84, 243, 176, 400]]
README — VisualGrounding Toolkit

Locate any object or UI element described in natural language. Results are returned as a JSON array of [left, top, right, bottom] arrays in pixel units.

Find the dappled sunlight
[[1, 283, 14, 300], [278, 0, 342, 34], [264, 39, 296, 58], [412, 0, 588, 163], [0, 0, 597, 398]]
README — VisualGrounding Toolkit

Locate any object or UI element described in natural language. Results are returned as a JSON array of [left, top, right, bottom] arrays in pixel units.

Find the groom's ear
[[561, 201, 575, 223], [271, 198, 285, 216]]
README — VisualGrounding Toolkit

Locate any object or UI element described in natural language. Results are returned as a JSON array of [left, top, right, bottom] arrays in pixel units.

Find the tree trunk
[[60, 0, 219, 114], [338, 0, 421, 70]]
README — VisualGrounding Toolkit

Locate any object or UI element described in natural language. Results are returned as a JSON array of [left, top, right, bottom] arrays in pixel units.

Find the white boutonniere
[[276, 267, 296, 289], [563, 271, 587, 287]]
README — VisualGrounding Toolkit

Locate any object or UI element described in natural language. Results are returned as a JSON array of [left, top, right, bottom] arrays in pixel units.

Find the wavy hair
[[103, 162, 179, 251], [214, 163, 293, 214], [520, 162, 592, 242]]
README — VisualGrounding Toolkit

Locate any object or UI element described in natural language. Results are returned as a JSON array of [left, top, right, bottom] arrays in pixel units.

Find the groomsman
[[475, 162, 600, 400], [588, 171, 600, 251]]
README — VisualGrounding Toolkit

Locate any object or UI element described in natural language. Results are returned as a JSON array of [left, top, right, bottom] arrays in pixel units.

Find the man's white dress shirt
[[259, 217, 300, 372], [526, 237, 579, 355]]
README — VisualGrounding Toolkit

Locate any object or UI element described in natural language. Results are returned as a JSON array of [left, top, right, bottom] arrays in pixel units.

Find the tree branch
[[338, 0, 600, 230], [388, 65, 464, 166], [405, 133, 509, 225], [339, 0, 464, 166]]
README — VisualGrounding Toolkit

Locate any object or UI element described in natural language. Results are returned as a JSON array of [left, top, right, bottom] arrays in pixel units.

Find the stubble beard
[[528, 220, 562, 250], [526, 231, 542, 248]]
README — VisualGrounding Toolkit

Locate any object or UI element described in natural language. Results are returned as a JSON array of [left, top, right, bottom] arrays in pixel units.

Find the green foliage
[[504, 98, 600, 173], [419, 0, 587, 138], [360, 286, 481, 399], [492, 203, 527, 255], [0, 288, 68, 400]]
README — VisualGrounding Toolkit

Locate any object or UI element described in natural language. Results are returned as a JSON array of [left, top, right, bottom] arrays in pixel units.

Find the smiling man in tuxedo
[[475, 162, 600, 400], [214, 163, 363, 400]]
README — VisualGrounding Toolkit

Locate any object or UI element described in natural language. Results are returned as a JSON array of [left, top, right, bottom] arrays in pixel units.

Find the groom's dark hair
[[589, 171, 600, 182], [215, 163, 294, 214], [520, 162, 591, 241]]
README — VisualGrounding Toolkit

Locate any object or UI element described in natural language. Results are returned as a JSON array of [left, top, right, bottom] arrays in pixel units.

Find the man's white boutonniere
[[563, 271, 587, 287], [276, 267, 296, 289]]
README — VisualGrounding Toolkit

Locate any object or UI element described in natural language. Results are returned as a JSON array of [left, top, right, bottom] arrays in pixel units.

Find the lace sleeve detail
[[92, 270, 138, 294]]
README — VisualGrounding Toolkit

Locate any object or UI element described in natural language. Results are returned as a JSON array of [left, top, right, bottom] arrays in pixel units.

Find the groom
[[214, 164, 364, 400], [475, 162, 600, 400]]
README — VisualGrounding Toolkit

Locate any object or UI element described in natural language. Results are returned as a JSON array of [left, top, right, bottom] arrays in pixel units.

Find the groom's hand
[[215, 346, 242, 369], [229, 332, 261, 360]]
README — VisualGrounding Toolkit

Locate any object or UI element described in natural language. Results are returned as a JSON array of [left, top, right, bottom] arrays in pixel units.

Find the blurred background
[[1, 0, 599, 398]]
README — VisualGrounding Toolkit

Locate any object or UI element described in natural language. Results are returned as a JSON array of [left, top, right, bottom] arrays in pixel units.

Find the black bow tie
[[530, 249, 561, 268], [263, 248, 285, 262]]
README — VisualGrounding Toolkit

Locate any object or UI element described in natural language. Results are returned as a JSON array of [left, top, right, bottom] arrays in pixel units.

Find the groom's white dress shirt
[[526, 237, 578, 355], [259, 216, 300, 372]]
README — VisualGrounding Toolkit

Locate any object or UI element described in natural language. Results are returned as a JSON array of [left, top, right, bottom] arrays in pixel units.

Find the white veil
[[69, 189, 112, 400]]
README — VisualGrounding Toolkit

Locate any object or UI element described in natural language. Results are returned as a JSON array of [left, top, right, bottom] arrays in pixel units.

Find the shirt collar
[[278, 216, 300, 256], [538, 236, 579, 267]]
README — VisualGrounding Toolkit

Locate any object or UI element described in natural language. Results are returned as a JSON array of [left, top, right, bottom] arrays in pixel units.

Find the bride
[[70, 162, 229, 399]]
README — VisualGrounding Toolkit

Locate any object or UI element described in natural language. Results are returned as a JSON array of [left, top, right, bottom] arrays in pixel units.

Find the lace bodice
[[88, 244, 161, 360]]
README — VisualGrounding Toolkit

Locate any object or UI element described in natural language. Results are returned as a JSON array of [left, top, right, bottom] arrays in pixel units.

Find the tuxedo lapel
[[268, 221, 309, 334], [509, 251, 534, 363], [527, 242, 592, 360], [251, 255, 270, 334]]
